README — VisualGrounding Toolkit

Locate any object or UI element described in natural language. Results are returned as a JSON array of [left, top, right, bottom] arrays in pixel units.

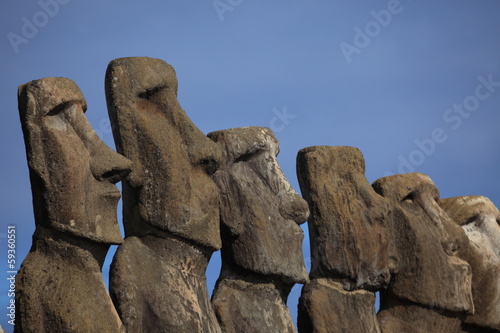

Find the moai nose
[[91, 140, 132, 184]]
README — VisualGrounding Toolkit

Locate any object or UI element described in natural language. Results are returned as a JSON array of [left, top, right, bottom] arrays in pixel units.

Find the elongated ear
[[19, 85, 49, 183], [18, 84, 51, 227], [105, 62, 145, 188]]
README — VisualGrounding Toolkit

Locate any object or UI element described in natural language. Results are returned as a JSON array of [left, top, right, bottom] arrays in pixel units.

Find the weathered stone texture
[[16, 232, 126, 333], [106, 57, 222, 332], [209, 127, 309, 333], [296, 146, 390, 333], [208, 127, 309, 282], [377, 301, 463, 333], [440, 196, 500, 332], [110, 235, 219, 333], [212, 278, 296, 333], [16, 60, 498, 333], [17, 78, 131, 244], [298, 279, 380, 333], [297, 146, 393, 290], [16, 77, 131, 333], [105, 57, 222, 248], [373, 173, 474, 332]]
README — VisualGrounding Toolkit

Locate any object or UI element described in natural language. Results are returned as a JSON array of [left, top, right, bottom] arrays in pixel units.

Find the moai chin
[[440, 195, 500, 333], [372, 173, 474, 333], [208, 127, 309, 333], [296, 146, 392, 333], [106, 57, 222, 333], [16, 77, 131, 333]]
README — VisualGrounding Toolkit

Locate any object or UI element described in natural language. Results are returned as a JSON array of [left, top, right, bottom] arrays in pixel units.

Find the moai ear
[[18, 84, 53, 229], [18, 85, 48, 182]]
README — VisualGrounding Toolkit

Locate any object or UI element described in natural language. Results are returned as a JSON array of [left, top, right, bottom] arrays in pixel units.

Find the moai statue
[[105, 57, 223, 333], [440, 196, 500, 333], [208, 127, 310, 333], [16, 78, 131, 333], [372, 173, 474, 333], [296, 146, 393, 333]]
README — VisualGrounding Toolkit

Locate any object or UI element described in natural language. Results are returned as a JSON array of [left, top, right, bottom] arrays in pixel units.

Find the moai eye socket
[[400, 191, 424, 215], [463, 214, 482, 227], [138, 85, 166, 100], [235, 152, 254, 163], [199, 158, 219, 176], [46, 101, 80, 117], [234, 148, 266, 164]]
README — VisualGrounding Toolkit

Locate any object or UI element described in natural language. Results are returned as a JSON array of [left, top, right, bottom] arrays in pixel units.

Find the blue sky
[[1, 1, 500, 331]]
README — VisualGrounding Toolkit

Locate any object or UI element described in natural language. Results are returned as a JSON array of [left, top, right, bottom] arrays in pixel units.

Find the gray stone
[[106, 57, 222, 333], [377, 301, 463, 333], [297, 146, 393, 290], [212, 278, 296, 333], [440, 196, 500, 332], [110, 235, 217, 333], [16, 77, 131, 333], [373, 173, 473, 332], [208, 127, 309, 333], [298, 279, 380, 333], [296, 146, 391, 333]]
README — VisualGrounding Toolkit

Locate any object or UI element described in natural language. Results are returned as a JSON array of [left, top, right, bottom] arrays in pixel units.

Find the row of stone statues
[[15, 57, 499, 333]]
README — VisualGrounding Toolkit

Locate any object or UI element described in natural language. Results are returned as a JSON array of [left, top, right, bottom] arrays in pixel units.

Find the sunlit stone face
[[296, 146, 393, 291], [440, 195, 500, 330], [105, 57, 222, 250], [18, 78, 131, 244], [372, 173, 473, 313], [208, 127, 309, 283]]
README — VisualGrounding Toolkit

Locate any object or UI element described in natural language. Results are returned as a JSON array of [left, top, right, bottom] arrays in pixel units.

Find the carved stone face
[[208, 127, 309, 283], [105, 57, 222, 250], [297, 146, 393, 291], [440, 196, 500, 330], [372, 173, 473, 313], [18, 78, 132, 244]]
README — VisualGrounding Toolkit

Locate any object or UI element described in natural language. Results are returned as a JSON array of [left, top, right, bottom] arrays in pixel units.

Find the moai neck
[[378, 297, 465, 333], [33, 226, 111, 271], [137, 231, 212, 278], [213, 265, 297, 333]]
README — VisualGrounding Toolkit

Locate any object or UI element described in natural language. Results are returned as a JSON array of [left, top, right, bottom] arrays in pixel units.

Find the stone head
[[18, 77, 131, 244], [208, 127, 309, 283], [105, 57, 222, 250], [372, 173, 473, 313], [440, 195, 500, 330], [297, 146, 393, 291]]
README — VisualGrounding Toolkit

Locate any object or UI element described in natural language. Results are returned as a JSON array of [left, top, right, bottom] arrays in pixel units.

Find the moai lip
[[105, 56, 222, 249], [16, 77, 131, 333], [440, 195, 500, 332], [106, 57, 223, 333], [209, 126, 309, 333], [208, 126, 309, 282], [373, 173, 474, 333], [18, 77, 131, 244]]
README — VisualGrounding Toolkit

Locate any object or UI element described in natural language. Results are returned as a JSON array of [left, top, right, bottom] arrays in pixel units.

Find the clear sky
[[1, 1, 500, 331]]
